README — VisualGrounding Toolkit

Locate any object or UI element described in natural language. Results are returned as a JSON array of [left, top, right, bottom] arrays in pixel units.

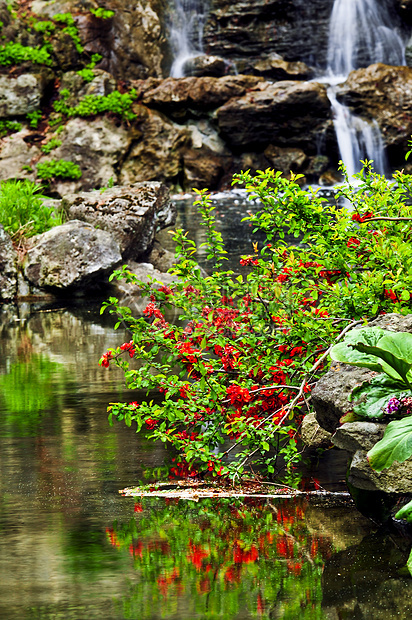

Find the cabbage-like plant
[[331, 326, 412, 569]]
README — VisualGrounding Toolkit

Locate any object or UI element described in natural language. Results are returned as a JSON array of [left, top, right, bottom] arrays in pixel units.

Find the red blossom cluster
[[351, 211, 374, 223]]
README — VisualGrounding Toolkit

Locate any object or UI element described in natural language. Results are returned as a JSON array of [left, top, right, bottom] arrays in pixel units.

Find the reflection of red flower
[[134, 502, 143, 512], [233, 541, 258, 564], [187, 542, 209, 571], [287, 560, 302, 575]]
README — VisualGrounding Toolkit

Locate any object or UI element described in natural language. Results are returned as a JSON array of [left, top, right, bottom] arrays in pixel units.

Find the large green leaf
[[395, 498, 412, 523], [350, 374, 408, 420], [330, 327, 388, 372], [353, 331, 412, 385], [367, 415, 412, 472], [408, 548, 412, 578]]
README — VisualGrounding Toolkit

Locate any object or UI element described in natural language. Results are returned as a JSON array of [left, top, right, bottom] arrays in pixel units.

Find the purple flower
[[386, 397, 401, 414]]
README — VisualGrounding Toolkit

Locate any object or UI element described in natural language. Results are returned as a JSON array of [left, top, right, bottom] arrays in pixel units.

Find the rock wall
[[0, 0, 411, 192]]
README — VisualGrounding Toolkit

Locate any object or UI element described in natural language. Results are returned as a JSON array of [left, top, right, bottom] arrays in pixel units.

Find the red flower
[[351, 211, 373, 223], [100, 351, 113, 367], [384, 289, 397, 302], [347, 237, 360, 248], [145, 418, 157, 429]]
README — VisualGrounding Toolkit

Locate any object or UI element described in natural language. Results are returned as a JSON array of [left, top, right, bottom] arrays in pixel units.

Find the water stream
[[168, 0, 209, 77], [326, 0, 405, 176]]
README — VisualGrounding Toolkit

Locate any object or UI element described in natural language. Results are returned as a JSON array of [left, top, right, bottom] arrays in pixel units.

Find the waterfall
[[327, 0, 405, 176], [169, 0, 209, 78]]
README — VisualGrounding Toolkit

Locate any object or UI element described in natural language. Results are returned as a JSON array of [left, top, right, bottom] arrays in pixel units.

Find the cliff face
[[204, 0, 334, 72]]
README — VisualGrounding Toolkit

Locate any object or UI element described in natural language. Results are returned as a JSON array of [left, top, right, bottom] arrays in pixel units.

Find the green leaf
[[350, 374, 408, 420], [330, 327, 387, 372], [353, 331, 412, 384], [367, 415, 412, 471], [395, 498, 412, 523], [262, 441, 270, 452]]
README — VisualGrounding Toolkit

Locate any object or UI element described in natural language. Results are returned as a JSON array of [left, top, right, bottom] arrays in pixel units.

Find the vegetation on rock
[[36, 159, 82, 181]]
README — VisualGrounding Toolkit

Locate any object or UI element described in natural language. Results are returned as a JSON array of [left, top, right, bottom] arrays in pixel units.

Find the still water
[[1, 194, 412, 619]]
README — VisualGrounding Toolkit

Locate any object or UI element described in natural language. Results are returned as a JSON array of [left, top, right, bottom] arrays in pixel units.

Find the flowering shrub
[[100, 163, 412, 483]]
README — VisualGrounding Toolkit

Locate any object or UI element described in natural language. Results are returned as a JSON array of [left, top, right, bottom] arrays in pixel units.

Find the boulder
[[119, 108, 189, 185], [63, 182, 174, 260], [23, 220, 121, 290], [336, 64, 412, 168], [0, 130, 40, 182], [252, 53, 314, 81], [36, 116, 132, 195], [0, 224, 17, 300], [182, 54, 229, 77], [0, 74, 46, 117], [300, 412, 332, 448], [216, 80, 332, 152], [134, 75, 264, 120], [263, 144, 308, 177]]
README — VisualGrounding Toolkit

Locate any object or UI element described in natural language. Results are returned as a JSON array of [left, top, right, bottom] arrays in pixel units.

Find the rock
[[0, 130, 40, 182], [119, 108, 189, 185], [300, 412, 332, 448], [312, 314, 412, 433], [0, 225, 17, 300], [336, 64, 412, 168], [58, 69, 117, 107], [147, 239, 176, 272], [252, 53, 314, 81], [263, 144, 308, 177], [204, 0, 334, 72], [348, 450, 412, 493], [311, 313, 412, 495], [134, 75, 264, 120], [216, 80, 332, 152], [332, 422, 386, 453], [23, 220, 121, 290], [182, 54, 228, 77], [0, 74, 46, 117], [63, 182, 173, 260], [37, 116, 132, 195], [183, 146, 228, 189]]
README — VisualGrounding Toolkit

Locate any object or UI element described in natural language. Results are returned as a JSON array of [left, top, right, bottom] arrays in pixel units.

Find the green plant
[[0, 179, 63, 238], [26, 110, 42, 128], [0, 119, 22, 137], [32, 20, 56, 34], [54, 88, 137, 121], [77, 53, 102, 83], [100, 162, 412, 484], [0, 41, 52, 65], [36, 159, 82, 181], [100, 177, 114, 192], [90, 7, 115, 19], [40, 138, 62, 154], [53, 13, 83, 53]]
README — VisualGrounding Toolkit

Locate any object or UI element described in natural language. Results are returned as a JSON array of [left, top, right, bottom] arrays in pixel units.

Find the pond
[[1, 193, 412, 619]]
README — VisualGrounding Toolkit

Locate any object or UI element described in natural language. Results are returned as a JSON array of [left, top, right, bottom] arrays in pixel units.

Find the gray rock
[[311, 362, 376, 433], [0, 224, 17, 300], [312, 313, 412, 433], [0, 130, 40, 182], [332, 422, 386, 453], [0, 74, 43, 117], [252, 53, 314, 81], [38, 116, 132, 194], [300, 412, 332, 448], [348, 449, 412, 493], [63, 182, 174, 260], [23, 220, 121, 290], [148, 239, 176, 272]]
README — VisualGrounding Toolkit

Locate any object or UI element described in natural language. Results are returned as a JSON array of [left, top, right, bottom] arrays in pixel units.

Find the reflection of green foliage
[[107, 497, 331, 619], [65, 527, 121, 578], [0, 355, 66, 435]]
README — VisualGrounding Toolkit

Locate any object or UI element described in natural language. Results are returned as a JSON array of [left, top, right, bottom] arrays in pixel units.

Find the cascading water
[[169, 0, 209, 77], [326, 0, 406, 177]]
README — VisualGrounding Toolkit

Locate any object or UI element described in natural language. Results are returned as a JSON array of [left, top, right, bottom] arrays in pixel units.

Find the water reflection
[[106, 496, 371, 620], [0, 285, 411, 617]]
